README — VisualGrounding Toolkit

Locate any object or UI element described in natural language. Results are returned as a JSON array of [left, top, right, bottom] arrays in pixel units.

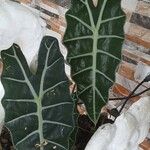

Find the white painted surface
[[92, 0, 98, 7], [134, 61, 150, 84], [0, 0, 46, 66], [124, 22, 131, 34], [85, 97, 150, 150], [0, 81, 5, 134], [115, 73, 146, 93], [121, 0, 138, 12]]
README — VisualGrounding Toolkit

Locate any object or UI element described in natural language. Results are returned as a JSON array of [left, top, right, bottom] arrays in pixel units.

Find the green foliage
[[63, 0, 125, 124], [1, 36, 74, 150]]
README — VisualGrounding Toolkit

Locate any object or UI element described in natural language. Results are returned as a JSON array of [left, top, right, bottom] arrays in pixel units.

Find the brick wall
[[114, 0, 150, 99], [113, 0, 150, 149], [17, 0, 69, 36], [8, 0, 150, 149]]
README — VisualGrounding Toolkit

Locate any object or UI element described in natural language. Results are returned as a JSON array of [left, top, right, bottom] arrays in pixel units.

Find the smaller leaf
[[1, 36, 74, 150]]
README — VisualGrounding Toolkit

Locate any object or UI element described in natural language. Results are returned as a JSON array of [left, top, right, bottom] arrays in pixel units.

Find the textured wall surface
[[116, 0, 150, 99], [7, 0, 150, 149], [115, 1, 150, 148]]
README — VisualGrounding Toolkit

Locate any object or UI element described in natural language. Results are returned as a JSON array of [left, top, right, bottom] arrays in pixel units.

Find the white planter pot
[[85, 97, 150, 150]]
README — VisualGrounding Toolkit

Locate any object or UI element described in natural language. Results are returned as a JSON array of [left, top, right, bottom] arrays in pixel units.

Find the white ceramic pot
[[85, 97, 150, 150]]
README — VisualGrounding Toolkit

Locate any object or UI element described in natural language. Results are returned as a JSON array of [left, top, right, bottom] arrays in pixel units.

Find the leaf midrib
[[13, 47, 44, 149], [88, 0, 108, 122], [12, 42, 65, 150]]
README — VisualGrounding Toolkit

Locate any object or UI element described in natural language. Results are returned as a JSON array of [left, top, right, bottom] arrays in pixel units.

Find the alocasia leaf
[[1, 36, 74, 150], [63, 0, 125, 123]]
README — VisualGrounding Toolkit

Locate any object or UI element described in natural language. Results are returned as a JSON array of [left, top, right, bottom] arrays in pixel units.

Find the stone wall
[[118, 1, 150, 149], [114, 0, 150, 99], [8, 0, 150, 149], [17, 0, 69, 35]]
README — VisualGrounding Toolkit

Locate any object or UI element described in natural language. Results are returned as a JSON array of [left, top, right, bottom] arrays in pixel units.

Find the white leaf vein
[[96, 69, 114, 83], [73, 67, 92, 77], [7, 113, 37, 124], [42, 102, 72, 110], [43, 120, 72, 128], [15, 130, 38, 147], [3, 77, 25, 83], [64, 35, 93, 42], [43, 81, 67, 96], [97, 49, 121, 61], [66, 14, 92, 31]]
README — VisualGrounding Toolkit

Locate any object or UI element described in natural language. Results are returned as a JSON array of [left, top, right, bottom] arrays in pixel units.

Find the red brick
[[140, 139, 150, 150], [118, 62, 135, 81], [112, 83, 140, 102], [126, 34, 150, 48]]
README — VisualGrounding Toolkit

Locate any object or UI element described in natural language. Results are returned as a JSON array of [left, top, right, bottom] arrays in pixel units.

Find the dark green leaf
[[68, 93, 78, 150], [1, 36, 74, 150], [63, 0, 125, 123]]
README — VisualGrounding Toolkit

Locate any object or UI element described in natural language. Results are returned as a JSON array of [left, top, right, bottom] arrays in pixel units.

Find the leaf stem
[[92, 30, 99, 122], [13, 47, 45, 149]]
